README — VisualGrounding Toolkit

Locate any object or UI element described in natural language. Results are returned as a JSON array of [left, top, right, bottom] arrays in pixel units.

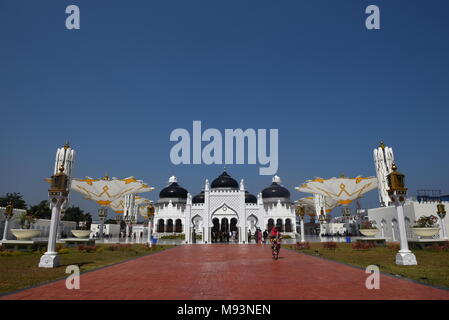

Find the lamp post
[[98, 207, 108, 240], [437, 202, 447, 240], [146, 203, 155, 247], [319, 211, 326, 237], [39, 165, 69, 268], [295, 205, 306, 243], [2, 202, 14, 241], [387, 163, 417, 265], [342, 207, 351, 236]]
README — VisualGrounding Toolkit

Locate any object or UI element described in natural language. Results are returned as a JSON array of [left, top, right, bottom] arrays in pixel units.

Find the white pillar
[[393, 195, 417, 265], [39, 197, 64, 268], [147, 218, 153, 247], [439, 216, 448, 240], [391, 222, 396, 241], [300, 216, 305, 243], [2, 219, 10, 241]]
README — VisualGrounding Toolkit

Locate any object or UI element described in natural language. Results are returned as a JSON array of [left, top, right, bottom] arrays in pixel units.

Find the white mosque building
[[154, 171, 297, 244]]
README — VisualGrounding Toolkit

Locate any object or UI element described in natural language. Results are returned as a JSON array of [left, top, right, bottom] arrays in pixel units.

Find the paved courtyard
[[2, 244, 449, 300]]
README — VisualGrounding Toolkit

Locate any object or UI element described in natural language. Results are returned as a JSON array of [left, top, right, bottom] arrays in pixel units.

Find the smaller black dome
[[261, 181, 290, 199], [245, 191, 257, 204], [211, 171, 239, 189], [159, 182, 188, 199], [192, 191, 205, 204]]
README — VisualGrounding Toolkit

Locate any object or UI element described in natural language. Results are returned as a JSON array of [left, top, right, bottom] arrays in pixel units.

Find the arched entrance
[[175, 219, 182, 233], [220, 218, 230, 242], [230, 218, 238, 241], [166, 219, 173, 233], [212, 218, 220, 243], [276, 218, 284, 232], [157, 219, 164, 233], [285, 219, 292, 232]]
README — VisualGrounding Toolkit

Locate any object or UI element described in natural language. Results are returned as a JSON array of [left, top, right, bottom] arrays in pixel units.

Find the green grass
[[0, 244, 172, 295], [284, 242, 449, 289]]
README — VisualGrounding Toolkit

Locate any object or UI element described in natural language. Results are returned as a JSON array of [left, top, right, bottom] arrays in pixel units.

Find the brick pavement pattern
[[3, 244, 449, 300]]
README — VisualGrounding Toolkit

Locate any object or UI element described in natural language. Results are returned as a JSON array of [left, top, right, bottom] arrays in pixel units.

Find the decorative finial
[[339, 173, 346, 178], [102, 173, 109, 180], [379, 141, 385, 149], [63, 141, 70, 150], [168, 176, 178, 183], [391, 163, 397, 171], [272, 175, 281, 184]]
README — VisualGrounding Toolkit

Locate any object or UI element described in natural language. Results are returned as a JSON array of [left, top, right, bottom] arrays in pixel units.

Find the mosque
[[154, 171, 297, 244]]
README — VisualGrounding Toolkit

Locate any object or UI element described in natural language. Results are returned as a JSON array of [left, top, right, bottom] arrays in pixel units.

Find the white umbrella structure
[[71, 176, 153, 207], [295, 176, 378, 206]]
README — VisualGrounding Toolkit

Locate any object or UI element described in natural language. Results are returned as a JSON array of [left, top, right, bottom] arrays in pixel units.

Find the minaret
[[373, 141, 395, 207]]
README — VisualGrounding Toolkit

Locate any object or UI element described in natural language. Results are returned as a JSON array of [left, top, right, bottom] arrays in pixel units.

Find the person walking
[[257, 228, 262, 244], [263, 229, 268, 244], [247, 229, 252, 243]]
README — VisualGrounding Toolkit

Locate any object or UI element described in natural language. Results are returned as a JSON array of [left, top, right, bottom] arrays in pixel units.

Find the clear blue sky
[[1, 1, 448, 218]]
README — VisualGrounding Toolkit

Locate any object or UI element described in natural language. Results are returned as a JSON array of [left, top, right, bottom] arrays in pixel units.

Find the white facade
[[368, 200, 449, 241], [90, 223, 120, 238], [154, 173, 297, 244]]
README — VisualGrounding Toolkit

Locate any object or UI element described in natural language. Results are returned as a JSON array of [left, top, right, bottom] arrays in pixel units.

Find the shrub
[[322, 242, 337, 249], [281, 235, 292, 239], [413, 215, 439, 228], [77, 244, 98, 253], [352, 241, 376, 250], [295, 242, 310, 250], [58, 248, 70, 254], [387, 243, 400, 251], [106, 244, 133, 251], [0, 250, 24, 256], [160, 234, 185, 240], [427, 242, 449, 252]]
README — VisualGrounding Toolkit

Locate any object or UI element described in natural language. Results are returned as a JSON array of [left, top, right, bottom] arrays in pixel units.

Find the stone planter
[[10, 229, 41, 240], [71, 230, 92, 239], [359, 228, 379, 237], [411, 227, 440, 238]]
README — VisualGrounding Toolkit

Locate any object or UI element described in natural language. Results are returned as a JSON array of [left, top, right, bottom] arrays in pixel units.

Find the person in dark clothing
[[247, 229, 252, 243], [263, 229, 268, 244]]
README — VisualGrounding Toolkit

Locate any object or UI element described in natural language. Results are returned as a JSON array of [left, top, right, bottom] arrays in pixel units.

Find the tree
[[0, 192, 27, 209], [63, 206, 92, 229], [28, 200, 51, 219], [105, 219, 117, 224]]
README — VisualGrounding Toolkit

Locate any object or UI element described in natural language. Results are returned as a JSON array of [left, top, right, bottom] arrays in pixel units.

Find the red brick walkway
[[2, 245, 449, 300]]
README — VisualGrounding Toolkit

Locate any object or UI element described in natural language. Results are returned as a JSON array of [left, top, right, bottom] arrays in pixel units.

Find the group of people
[[211, 229, 238, 243], [248, 228, 280, 244]]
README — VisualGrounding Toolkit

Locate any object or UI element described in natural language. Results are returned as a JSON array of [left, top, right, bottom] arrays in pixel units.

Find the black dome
[[211, 171, 239, 189], [245, 191, 257, 204], [261, 182, 290, 199], [192, 191, 205, 204], [159, 182, 188, 199]]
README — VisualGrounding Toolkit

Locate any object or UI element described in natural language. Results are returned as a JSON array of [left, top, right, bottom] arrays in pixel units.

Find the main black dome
[[261, 181, 290, 199], [192, 191, 205, 204], [245, 191, 257, 204], [211, 171, 239, 189], [159, 182, 188, 199]]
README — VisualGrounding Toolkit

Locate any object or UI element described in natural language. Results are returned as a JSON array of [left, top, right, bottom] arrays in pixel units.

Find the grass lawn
[[0, 244, 173, 295], [284, 242, 449, 289]]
